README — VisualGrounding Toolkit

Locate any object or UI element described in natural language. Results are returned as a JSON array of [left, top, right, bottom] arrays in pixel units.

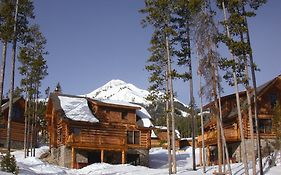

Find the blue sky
[[1, 0, 281, 104]]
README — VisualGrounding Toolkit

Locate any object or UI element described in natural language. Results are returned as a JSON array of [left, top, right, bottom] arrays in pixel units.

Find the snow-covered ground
[[1, 146, 280, 175]]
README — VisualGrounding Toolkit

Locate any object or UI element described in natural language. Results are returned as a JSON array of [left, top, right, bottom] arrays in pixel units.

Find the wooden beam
[[199, 147, 202, 166], [207, 146, 210, 166], [101, 149, 104, 163], [71, 147, 75, 169], [122, 150, 125, 164]]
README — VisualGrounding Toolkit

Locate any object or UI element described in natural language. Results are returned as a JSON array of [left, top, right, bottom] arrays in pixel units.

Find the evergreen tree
[[140, 0, 178, 173], [172, 0, 200, 170], [0, 0, 14, 115], [6, 0, 34, 153], [18, 24, 48, 157], [216, 1, 267, 174]]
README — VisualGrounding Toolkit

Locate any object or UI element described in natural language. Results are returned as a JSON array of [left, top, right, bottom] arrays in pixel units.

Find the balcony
[[198, 126, 240, 146]]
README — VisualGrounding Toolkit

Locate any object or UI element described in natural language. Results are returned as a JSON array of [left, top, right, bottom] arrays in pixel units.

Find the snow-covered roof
[[136, 106, 153, 128], [58, 96, 99, 123], [151, 130, 157, 138], [154, 126, 181, 139]]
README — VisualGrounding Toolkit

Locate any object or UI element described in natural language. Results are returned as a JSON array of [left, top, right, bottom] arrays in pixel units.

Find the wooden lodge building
[[45, 93, 152, 168], [151, 126, 181, 149], [197, 74, 281, 165], [0, 97, 26, 149]]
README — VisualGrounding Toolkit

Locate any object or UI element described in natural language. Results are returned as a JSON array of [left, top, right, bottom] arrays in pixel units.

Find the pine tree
[[140, 0, 178, 173], [6, 0, 34, 153], [0, 152, 19, 175], [0, 0, 14, 116], [172, 0, 199, 170], [18, 24, 48, 157]]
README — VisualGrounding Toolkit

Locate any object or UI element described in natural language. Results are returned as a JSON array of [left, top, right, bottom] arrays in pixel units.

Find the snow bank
[[7, 146, 281, 175]]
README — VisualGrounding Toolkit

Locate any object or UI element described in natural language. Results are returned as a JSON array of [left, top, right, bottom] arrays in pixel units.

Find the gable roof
[[48, 93, 152, 127], [49, 93, 99, 123], [203, 74, 281, 127], [1, 97, 24, 111]]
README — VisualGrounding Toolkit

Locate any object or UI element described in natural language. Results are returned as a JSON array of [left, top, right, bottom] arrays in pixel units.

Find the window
[[269, 93, 277, 109], [122, 111, 128, 120], [11, 105, 22, 121], [134, 131, 140, 144], [72, 128, 80, 136], [258, 119, 272, 133], [127, 131, 140, 144]]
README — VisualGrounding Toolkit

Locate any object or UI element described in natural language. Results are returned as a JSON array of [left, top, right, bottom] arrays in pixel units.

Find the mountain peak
[[104, 79, 127, 87], [86, 79, 150, 105]]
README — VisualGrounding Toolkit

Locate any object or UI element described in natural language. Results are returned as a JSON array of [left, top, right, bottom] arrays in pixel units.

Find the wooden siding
[[0, 121, 25, 142]]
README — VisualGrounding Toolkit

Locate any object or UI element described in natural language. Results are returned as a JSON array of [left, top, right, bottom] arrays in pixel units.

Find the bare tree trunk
[[165, 67, 172, 174], [240, 29, 256, 174], [243, 5, 263, 174], [222, 1, 249, 174], [217, 68, 232, 175], [213, 73, 222, 173], [26, 97, 31, 156], [165, 35, 177, 174], [6, 0, 19, 152], [186, 22, 197, 171], [198, 71, 206, 173], [0, 41, 8, 114], [24, 90, 28, 158], [33, 86, 39, 156]]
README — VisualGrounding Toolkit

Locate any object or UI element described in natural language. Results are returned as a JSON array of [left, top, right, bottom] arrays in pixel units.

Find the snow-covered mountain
[[85, 79, 188, 109], [86, 79, 151, 105]]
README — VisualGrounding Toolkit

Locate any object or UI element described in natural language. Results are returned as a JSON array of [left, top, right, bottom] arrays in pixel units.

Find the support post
[[72, 147, 75, 169], [207, 146, 210, 166], [122, 150, 125, 164], [200, 147, 203, 166], [101, 149, 104, 163]]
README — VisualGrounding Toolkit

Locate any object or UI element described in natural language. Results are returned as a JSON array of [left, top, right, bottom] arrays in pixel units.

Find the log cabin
[[151, 126, 181, 149], [0, 97, 25, 149], [197, 74, 281, 165], [45, 93, 152, 168]]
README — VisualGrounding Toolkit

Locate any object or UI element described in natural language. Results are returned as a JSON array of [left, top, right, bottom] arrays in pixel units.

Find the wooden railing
[[198, 127, 240, 146], [67, 134, 126, 147]]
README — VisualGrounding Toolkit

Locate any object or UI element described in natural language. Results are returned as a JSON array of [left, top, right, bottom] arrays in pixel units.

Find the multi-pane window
[[127, 131, 140, 144], [257, 119, 272, 133]]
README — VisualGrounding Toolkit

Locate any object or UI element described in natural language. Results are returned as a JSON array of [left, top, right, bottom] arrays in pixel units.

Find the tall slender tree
[[172, 0, 198, 170], [0, 0, 14, 115], [217, 1, 249, 174], [5, 0, 34, 152], [140, 0, 178, 173], [6, 0, 19, 152], [18, 24, 48, 157]]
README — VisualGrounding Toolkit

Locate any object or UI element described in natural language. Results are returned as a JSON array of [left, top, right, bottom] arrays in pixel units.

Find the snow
[[136, 106, 153, 128], [58, 96, 99, 123], [179, 109, 190, 117], [151, 130, 157, 138], [1, 146, 280, 175], [96, 99, 140, 108], [87, 79, 151, 105], [86, 79, 188, 107]]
